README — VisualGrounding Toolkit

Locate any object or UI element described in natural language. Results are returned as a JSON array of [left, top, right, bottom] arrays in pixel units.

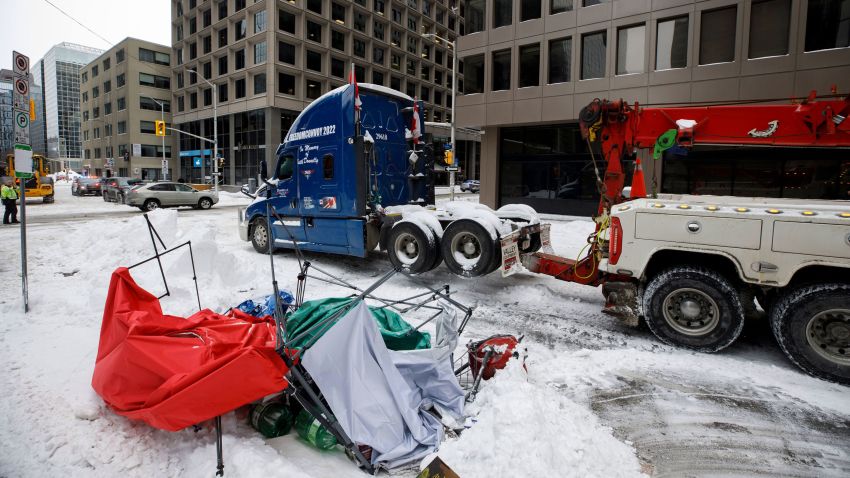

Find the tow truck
[[1, 153, 54, 203], [239, 83, 543, 277], [523, 91, 850, 384]]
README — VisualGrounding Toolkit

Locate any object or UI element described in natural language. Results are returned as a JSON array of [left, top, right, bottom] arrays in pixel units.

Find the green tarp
[[285, 297, 431, 351]]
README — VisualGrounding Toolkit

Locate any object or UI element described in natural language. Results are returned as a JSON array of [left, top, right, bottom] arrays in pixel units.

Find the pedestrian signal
[[155, 120, 166, 137]]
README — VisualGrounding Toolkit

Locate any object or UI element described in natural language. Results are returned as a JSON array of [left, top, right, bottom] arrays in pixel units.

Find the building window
[[236, 78, 246, 98], [140, 96, 170, 112], [219, 0, 228, 19], [218, 27, 228, 47], [204, 88, 212, 106], [118, 121, 127, 134], [140, 121, 157, 134], [519, 43, 540, 87], [617, 24, 645, 75], [372, 70, 384, 85], [804, 0, 850, 52], [551, 0, 572, 14], [581, 31, 606, 79], [203, 35, 212, 54], [93, 106, 100, 118], [190, 42, 198, 59], [354, 11, 367, 32], [354, 39, 366, 58], [219, 83, 228, 102], [92, 86, 100, 98], [280, 9, 296, 34], [308, 0, 322, 14], [374, 0, 385, 15], [407, 36, 418, 54], [255, 41, 267, 63], [103, 80, 112, 93], [407, 58, 417, 75], [307, 21, 322, 43], [103, 58, 111, 70], [331, 57, 345, 77], [177, 72, 184, 88], [374, 21, 386, 40], [464, 54, 484, 93], [116, 48, 125, 63], [117, 97, 126, 110], [333, 2, 346, 24], [236, 49, 246, 69], [81, 71, 88, 83], [422, 44, 431, 60], [254, 73, 267, 94], [203, 61, 212, 78], [219, 55, 228, 74], [492, 49, 511, 90], [373, 46, 385, 64], [117, 73, 125, 87], [177, 24, 184, 42], [82, 91, 88, 102], [332, 30, 346, 51], [421, 65, 430, 80], [391, 76, 401, 90], [307, 50, 323, 72], [408, 17, 417, 31], [83, 110, 89, 121], [236, 19, 247, 40], [255, 10, 267, 33], [391, 28, 401, 47], [203, 8, 211, 27], [279, 42, 296, 64], [236, 0, 246, 11], [306, 79, 322, 99], [699, 6, 736, 65], [434, 70, 442, 85], [190, 16, 197, 34], [105, 102, 112, 115], [406, 82, 416, 98], [583, 0, 605, 5], [391, 53, 401, 70], [656, 16, 688, 70], [139, 48, 170, 65], [92, 65, 99, 77], [521, 0, 541, 21], [178, 96, 185, 112], [279, 72, 296, 95], [355, 64, 365, 82], [749, 0, 791, 59], [392, 7, 402, 23], [494, 0, 511, 28]]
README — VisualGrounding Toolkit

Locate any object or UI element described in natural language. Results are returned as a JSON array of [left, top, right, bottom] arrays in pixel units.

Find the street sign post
[[13, 51, 31, 313], [13, 144, 33, 177], [161, 159, 168, 179]]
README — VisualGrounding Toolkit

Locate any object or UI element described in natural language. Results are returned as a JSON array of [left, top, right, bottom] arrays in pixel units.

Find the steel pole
[[20, 178, 28, 313], [450, 40, 457, 202], [161, 102, 166, 180], [213, 88, 218, 193]]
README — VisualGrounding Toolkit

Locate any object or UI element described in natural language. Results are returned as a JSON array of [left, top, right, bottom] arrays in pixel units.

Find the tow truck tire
[[441, 219, 498, 278], [386, 222, 437, 274], [251, 218, 273, 254], [643, 266, 745, 352], [770, 283, 850, 385], [44, 194, 54, 203]]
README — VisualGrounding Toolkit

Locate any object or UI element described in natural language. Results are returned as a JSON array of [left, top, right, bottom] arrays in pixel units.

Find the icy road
[[0, 183, 848, 477]]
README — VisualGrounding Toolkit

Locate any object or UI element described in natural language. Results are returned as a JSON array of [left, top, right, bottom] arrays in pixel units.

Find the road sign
[[14, 77, 28, 95], [14, 109, 30, 144], [193, 157, 202, 168], [161, 160, 169, 178], [14, 144, 33, 178], [132, 143, 141, 156], [13, 51, 29, 77], [446, 166, 458, 172]]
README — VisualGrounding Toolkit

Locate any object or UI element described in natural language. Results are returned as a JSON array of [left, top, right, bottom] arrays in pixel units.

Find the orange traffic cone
[[630, 158, 647, 198]]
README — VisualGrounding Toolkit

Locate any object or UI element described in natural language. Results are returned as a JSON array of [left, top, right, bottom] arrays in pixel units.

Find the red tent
[[92, 268, 290, 431]]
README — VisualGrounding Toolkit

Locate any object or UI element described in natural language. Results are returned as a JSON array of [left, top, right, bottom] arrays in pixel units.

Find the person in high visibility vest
[[1, 178, 21, 225]]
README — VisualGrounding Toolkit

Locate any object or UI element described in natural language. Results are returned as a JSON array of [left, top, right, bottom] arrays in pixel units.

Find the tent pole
[[215, 415, 224, 476]]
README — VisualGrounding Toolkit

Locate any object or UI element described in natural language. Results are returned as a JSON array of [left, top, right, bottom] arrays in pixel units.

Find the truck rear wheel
[[441, 219, 497, 277], [643, 266, 745, 352], [770, 283, 850, 385], [43, 194, 54, 203], [386, 222, 437, 274], [251, 218, 273, 254]]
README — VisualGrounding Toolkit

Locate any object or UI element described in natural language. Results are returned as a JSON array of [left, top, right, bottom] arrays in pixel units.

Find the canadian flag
[[349, 64, 361, 111], [411, 99, 422, 145]]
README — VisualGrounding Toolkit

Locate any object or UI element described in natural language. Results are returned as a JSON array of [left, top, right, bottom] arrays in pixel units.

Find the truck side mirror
[[259, 159, 268, 180]]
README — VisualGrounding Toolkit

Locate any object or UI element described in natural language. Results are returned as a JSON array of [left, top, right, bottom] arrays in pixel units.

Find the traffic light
[[155, 120, 166, 137], [444, 150, 453, 166]]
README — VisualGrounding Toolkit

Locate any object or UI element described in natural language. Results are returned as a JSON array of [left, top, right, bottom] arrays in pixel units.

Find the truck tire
[[386, 222, 437, 274], [44, 194, 54, 203], [441, 219, 498, 277], [770, 283, 850, 385], [251, 218, 273, 254], [643, 266, 745, 352]]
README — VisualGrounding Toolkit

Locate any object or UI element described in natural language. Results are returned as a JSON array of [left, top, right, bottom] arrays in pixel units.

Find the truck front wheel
[[386, 222, 437, 274], [251, 218, 273, 254], [770, 283, 850, 385], [643, 266, 745, 352]]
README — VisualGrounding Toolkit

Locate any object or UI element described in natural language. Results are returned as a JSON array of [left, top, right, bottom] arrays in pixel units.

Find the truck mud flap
[[601, 282, 640, 327]]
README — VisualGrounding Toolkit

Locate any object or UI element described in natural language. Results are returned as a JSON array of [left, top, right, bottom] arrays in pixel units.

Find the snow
[[1, 182, 848, 477]]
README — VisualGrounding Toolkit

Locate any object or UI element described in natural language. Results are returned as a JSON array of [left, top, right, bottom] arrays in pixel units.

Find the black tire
[[43, 194, 54, 204], [386, 222, 437, 274], [441, 219, 498, 278], [143, 199, 160, 211], [770, 283, 850, 385], [643, 266, 745, 352], [251, 218, 273, 254], [198, 197, 213, 209]]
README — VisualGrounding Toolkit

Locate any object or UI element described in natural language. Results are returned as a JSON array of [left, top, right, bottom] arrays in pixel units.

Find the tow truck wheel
[[643, 266, 744, 352], [251, 218, 272, 254], [386, 222, 436, 274], [770, 283, 850, 385], [44, 194, 54, 203], [441, 219, 497, 278]]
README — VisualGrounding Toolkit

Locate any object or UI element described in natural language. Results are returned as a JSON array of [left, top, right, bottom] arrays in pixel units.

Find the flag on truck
[[411, 99, 422, 145], [349, 64, 361, 111]]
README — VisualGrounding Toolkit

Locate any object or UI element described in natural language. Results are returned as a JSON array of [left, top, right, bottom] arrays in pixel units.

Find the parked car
[[125, 182, 219, 211], [460, 179, 480, 193], [102, 177, 143, 203], [71, 177, 102, 196]]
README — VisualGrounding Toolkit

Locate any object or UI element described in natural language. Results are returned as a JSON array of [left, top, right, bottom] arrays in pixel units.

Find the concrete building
[[31, 43, 103, 171], [171, 0, 464, 185], [0, 70, 14, 155], [456, 0, 850, 215], [80, 38, 176, 180]]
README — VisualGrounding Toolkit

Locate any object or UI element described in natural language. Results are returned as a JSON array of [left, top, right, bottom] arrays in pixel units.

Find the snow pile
[[436, 358, 644, 478]]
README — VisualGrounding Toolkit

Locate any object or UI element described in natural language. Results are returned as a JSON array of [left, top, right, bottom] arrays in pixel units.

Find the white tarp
[[301, 301, 464, 470]]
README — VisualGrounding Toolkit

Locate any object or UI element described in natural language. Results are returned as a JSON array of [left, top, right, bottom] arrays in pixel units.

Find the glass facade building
[[0, 75, 12, 154]]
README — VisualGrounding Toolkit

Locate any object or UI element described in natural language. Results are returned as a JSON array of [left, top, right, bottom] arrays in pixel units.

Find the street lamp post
[[186, 68, 218, 192], [142, 94, 168, 181], [422, 33, 457, 201]]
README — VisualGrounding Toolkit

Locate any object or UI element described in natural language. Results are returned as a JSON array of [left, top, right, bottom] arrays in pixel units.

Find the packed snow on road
[[1, 183, 848, 477]]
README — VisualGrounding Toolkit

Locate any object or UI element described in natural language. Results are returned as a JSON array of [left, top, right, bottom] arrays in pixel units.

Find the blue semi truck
[[238, 83, 546, 276]]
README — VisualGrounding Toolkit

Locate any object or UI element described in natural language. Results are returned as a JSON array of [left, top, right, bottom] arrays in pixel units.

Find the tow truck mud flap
[[540, 223, 553, 253], [500, 231, 522, 277]]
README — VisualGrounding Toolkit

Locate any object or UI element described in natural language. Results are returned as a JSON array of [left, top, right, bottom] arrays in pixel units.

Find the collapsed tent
[[91, 268, 290, 431]]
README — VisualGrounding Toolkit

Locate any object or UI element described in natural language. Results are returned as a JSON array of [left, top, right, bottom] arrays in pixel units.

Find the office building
[[456, 0, 850, 215], [31, 42, 103, 171], [171, 0, 464, 185], [80, 38, 176, 179], [0, 70, 14, 155]]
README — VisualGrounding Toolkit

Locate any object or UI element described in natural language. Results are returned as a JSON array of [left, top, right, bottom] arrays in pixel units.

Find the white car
[[125, 182, 219, 211]]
